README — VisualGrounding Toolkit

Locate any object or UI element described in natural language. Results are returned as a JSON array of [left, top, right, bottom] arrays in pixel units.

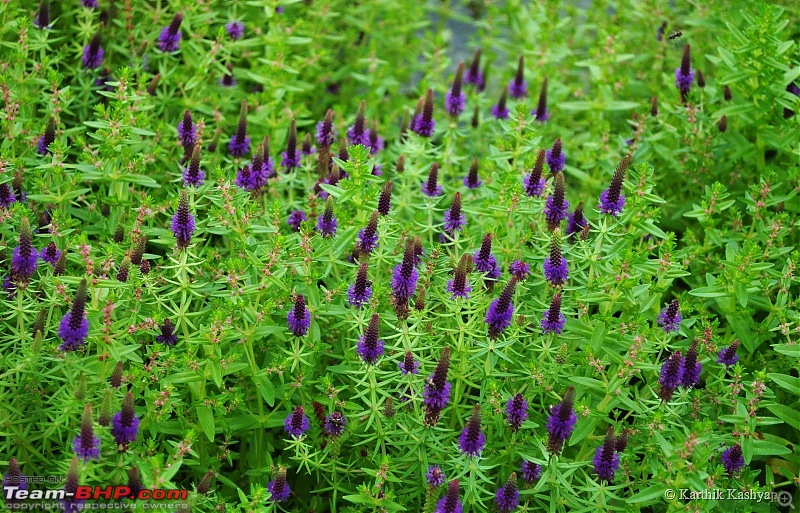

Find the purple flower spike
[[4, 458, 27, 491], [422, 162, 444, 197], [447, 253, 473, 300], [392, 239, 419, 300], [544, 172, 570, 229], [287, 294, 311, 337], [492, 88, 510, 119], [675, 45, 695, 102], [495, 473, 520, 513], [367, 121, 384, 154], [220, 63, 237, 88], [316, 109, 337, 148], [284, 406, 310, 437], [182, 144, 205, 186], [287, 210, 307, 232], [524, 149, 547, 197], [721, 443, 744, 476], [541, 293, 566, 335], [82, 33, 104, 70], [58, 279, 90, 351], [533, 78, 549, 122], [255, 137, 276, 184], [378, 181, 393, 216], [177, 110, 198, 148], [599, 156, 630, 216], [436, 480, 462, 513], [62, 458, 84, 513], [228, 102, 251, 157], [473, 233, 502, 281], [458, 404, 486, 456], [226, 21, 244, 40], [111, 392, 140, 445], [411, 89, 436, 137], [235, 164, 258, 191], [37, 117, 56, 156], [546, 138, 565, 174], [593, 427, 621, 483], [157, 13, 183, 53], [426, 465, 446, 488], [324, 411, 346, 437], [658, 350, 685, 401], [347, 261, 373, 307], [398, 351, 420, 375], [509, 260, 530, 281], [442, 192, 466, 240], [11, 218, 38, 284], [281, 119, 301, 170], [357, 211, 380, 254], [505, 393, 528, 432], [40, 242, 61, 266], [155, 319, 178, 346], [316, 196, 338, 238], [486, 278, 518, 338], [520, 461, 542, 485], [34, 0, 50, 29], [508, 56, 527, 99], [565, 203, 587, 241], [267, 468, 290, 503], [547, 386, 577, 455], [347, 100, 370, 147], [658, 300, 682, 333], [717, 340, 740, 367], [72, 403, 101, 462], [357, 313, 385, 365], [445, 63, 467, 117], [465, 49, 484, 88], [423, 347, 452, 426], [463, 158, 481, 189], [682, 341, 702, 388], [171, 190, 196, 248], [543, 229, 568, 286], [0, 183, 16, 208]]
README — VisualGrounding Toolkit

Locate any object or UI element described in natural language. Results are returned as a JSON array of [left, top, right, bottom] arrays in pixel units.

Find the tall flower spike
[[495, 473, 520, 513], [11, 217, 38, 284], [284, 405, 310, 437], [378, 181, 393, 216], [565, 203, 587, 241], [547, 386, 577, 455], [316, 196, 338, 237], [491, 88, 509, 119], [546, 138, 565, 173], [62, 458, 83, 513], [182, 144, 205, 186], [717, 340, 740, 367], [682, 341, 702, 388], [599, 155, 630, 216], [544, 172, 570, 229], [156, 318, 178, 345], [110, 361, 124, 388], [441, 192, 466, 240], [721, 443, 744, 477], [524, 149, 547, 197], [281, 119, 301, 170], [541, 292, 566, 335], [357, 211, 380, 254], [82, 33, 105, 70], [533, 77, 549, 122], [593, 427, 620, 483], [509, 56, 527, 99], [421, 162, 444, 197], [392, 238, 419, 300], [658, 299, 682, 333], [423, 346, 452, 425], [287, 294, 311, 337], [463, 158, 481, 189], [0, 183, 16, 208], [72, 403, 101, 462], [465, 48, 484, 88], [228, 101, 250, 157], [347, 100, 370, 146], [157, 12, 183, 53], [171, 190, 196, 248], [473, 233, 501, 281], [658, 350, 685, 401], [458, 404, 486, 456], [675, 45, 695, 103], [505, 393, 528, 432], [357, 313, 385, 364], [447, 253, 473, 299], [435, 480, 462, 513], [316, 109, 336, 148], [131, 235, 147, 265], [267, 467, 291, 503], [543, 228, 568, 286], [111, 392, 140, 445], [347, 261, 372, 307], [177, 110, 197, 148], [398, 351, 420, 375], [445, 62, 466, 117], [258, 135, 276, 181], [58, 279, 90, 351], [37, 116, 56, 155], [127, 466, 143, 499], [486, 278, 517, 338], [411, 89, 436, 137]]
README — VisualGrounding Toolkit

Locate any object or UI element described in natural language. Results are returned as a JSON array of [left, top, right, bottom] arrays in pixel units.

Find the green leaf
[[628, 483, 668, 504], [767, 373, 800, 394], [773, 344, 800, 357], [767, 404, 800, 431], [751, 440, 791, 456], [254, 375, 275, 407], [734, 281, 749, 308], [197, 406, 215, 442], [689, 286, 727, 298]]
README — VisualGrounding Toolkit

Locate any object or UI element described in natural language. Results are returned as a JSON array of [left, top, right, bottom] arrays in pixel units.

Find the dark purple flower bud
[[182, 144, 205, 186], [61, 458, 83, 513], [465, 48, 484, 88], [462, 158, 481, 189], [235, 164, 258, 191], [117, 258, 132, 283], [126, 466, 142, 499], [367, 121, 384, 154], [681, 341, 702, 388], [284, 405, 310, 437], [426, 465, 446, 488], [347, 261, 372, 307], [717, 340, 740, 367], [3, 457, 26, 492], [543, 228, 568, 286], [435, 480, 462, 513], [565, 203, 587, 241], [228, 101, 251, 157], [37, 116, 56, 156], [547, 386, 577, 455], [287, 294, 311, 337], [718, 115, 727, 133], [721, 443, 744, 476], [509, 56, 527, 99], [784, 83, 800, 118], [723, 85, 732, 102], [58, 279, 89, 351], [658, 350, 685, 401], [324, 411, 346, 437], [177, 110, 198, 148], [0, 183, 16, 208], [256, 137, 276, 183], [378, 181, 393, 216], [520, 461, 541, 485], [72, 403, 100, 462], [316, 109, 336, 148], [357, 313, 385, 364], [171, 190, 196, 248], [316, 196, 338, 238], [301, 133, 316, 156], [267, 467, 291, 502], [281, 119, 301, 170], [599, 155, 630, 216], [615, 429, 629, 452], [53, 251, 66, 276], [658, 299, 682, 333], [146, 73, 161, 96], [486, 278, 517, 338], [111, 392, 140, 445], [421, 162, 444, 197], [219, 63, 237, 88], [675, 45, 695, 102], [523, 149, 547, 197], [491, 88, 510, 119], [533, 77, 549, 122], [696, 69, 706, 88], [347, 100, 370, 147], [357, 211, 380, 254], [471, 105, 480, 127], [82, 33, 105, 70], [445, 62, 467, 117], [110, 361, 124, 388], [593, 427, 620, 483], [473, 233, 500, 282], [392, 238, 420, 301], [131, 235, 147, 266], [11, 218, 38, 284], [505, 393, 528, 432], [544, 172, 570, 229], [650, 96, 659, 117], [156, 318, 178, 345], [546, 138, 565, 174], [446, 253, 473, 299], [656, 21, 667, 41], [508, 260, 530, 281], [226, 21, 244, 40], [441, 192, 466, 240], [495, 473, 519, 513], [541, 292, 566, 335], [32, 309, 47, 339], [284, 211, 306, 233], [398, 351, 420, 375], [157, 13, 183, 53], [424, 346, 452, 425], [139, 259, 150, 275], [411, 89, 436, 137], [34, 0, 50, 29]]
